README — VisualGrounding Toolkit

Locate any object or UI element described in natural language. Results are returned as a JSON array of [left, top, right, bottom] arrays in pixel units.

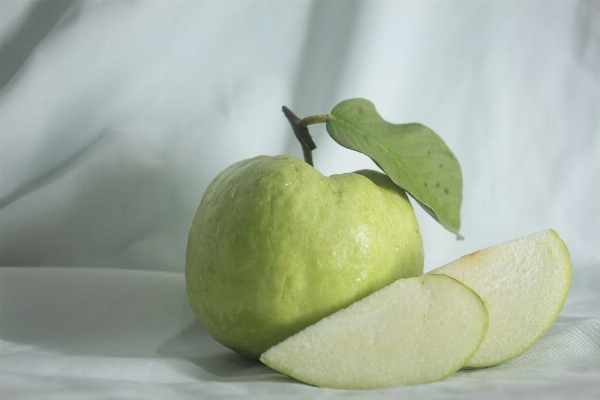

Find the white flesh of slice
[[260, 274, 488, 389], [430, 229, 572, 368]]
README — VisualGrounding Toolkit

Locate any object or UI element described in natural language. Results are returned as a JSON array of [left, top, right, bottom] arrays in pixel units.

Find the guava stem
[[301, 144, 314, 167], [299, 114, 329, 127], [282, 106, 317, 166]]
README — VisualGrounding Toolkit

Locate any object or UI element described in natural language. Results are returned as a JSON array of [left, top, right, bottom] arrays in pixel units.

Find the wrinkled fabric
[[1, 265, 598, 399], [1, 1, 599, 398]]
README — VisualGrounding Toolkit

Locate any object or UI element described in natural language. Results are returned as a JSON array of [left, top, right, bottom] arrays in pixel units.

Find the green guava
[[185, 155, 424, 358]]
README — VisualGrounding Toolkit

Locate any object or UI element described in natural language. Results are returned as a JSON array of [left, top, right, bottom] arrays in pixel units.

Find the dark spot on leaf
[[427, 150, 431, 155], [439, 164, 443, 168], [358, 107, 363, 115], [436, 182, 440, 187], [444, 188, 449, 194], [424, 182, 427, 187]]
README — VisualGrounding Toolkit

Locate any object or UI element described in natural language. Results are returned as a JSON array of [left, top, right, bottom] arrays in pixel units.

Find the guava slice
[[260, 274, 488, 389], [430, 229, 572, 368]]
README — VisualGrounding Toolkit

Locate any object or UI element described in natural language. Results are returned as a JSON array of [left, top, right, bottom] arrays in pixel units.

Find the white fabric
[[1, 265, 599, 399], [1, 1, 599, 398]]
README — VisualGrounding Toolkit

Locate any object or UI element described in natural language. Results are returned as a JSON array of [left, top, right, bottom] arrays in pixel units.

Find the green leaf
[[326, 98, 463, 238]]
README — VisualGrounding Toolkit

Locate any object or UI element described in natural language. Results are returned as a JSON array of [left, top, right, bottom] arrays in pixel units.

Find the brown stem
[[282, 106, 317, 166]]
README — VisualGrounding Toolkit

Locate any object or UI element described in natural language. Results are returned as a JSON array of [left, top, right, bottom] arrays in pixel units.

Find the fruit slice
[[260, 274, 488, 389], [430, 229, 572, 368]]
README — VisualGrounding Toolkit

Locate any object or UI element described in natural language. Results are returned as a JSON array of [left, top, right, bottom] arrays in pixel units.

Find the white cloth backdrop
[[1, 1, 599, 399]]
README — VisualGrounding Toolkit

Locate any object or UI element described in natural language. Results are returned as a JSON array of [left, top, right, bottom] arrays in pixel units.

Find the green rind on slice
[[260, 274, 488, 390]]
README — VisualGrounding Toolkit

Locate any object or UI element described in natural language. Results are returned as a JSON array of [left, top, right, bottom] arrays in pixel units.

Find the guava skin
[[185, 155, 424, 358]]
